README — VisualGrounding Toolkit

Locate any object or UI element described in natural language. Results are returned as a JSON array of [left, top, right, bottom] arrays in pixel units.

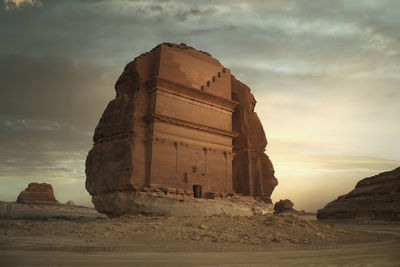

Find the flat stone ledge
[[92, 191, 273, 218]]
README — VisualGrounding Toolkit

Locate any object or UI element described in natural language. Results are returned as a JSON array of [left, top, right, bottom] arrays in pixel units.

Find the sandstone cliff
[[231, 76, 278, 199], [317, 167, 400, 221]]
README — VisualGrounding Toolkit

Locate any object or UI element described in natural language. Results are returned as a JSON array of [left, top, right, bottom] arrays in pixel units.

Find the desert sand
[[1, 202, 399, 266]]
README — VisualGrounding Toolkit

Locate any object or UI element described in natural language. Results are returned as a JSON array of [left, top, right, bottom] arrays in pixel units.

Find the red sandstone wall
[[158, 44, 231, 99], [231, 76, 278, 199]]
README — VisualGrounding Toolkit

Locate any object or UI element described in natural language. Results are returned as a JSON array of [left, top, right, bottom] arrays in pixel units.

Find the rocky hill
[[17, 183, 59, 205], [317, 167, 400, 221]]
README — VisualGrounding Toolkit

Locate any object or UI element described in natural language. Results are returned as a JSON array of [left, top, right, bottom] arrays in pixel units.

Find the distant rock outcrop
[[274, 199, 295, 214], [317, 167, 400, 221], [17, 183, 59, 205], [66, 201, 75, 206]]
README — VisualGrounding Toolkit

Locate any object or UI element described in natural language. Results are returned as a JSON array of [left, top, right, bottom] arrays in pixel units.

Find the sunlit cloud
[[3, 0, 41, 10]]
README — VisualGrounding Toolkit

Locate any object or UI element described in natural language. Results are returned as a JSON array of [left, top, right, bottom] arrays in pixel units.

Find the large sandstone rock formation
[[86, 43, 278, 217], [17, 183, 59, 205], [317, 167, 400, 221]]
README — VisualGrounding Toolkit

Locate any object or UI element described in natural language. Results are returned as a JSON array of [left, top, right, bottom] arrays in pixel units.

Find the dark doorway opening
[[193, 185, 202, 198]]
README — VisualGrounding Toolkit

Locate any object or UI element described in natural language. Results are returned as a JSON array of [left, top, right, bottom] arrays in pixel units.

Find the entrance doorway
[[193, 185, 202, 198]]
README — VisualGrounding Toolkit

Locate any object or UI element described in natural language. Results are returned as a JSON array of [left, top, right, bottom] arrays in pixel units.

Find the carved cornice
[[146, 77, 239, 111], [143, 113, 239, 138]]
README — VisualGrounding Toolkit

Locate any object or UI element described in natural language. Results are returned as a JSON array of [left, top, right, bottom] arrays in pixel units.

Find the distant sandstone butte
[[317, 167, 400, 221], [17, 183, 59, 205], [85, 43, 278, 216]]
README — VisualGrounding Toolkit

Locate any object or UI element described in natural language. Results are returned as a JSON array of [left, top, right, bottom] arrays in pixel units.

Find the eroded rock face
[[86, 43, 277, 217], [317, 167, 400, 221], [274, 199, 295, 214], [231, 76, 278, 200], [17, 183, 59, 205]]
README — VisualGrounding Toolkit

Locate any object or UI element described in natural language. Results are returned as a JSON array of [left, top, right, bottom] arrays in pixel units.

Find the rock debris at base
[[7, 213, 384, 249]]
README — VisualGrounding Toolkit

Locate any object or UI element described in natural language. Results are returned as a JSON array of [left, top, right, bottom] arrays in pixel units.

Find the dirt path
[[1, 240, 399, 266], [325, 221, 400, 237]]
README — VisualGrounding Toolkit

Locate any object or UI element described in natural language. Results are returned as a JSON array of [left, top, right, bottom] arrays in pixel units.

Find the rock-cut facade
[[85, 43, 278, 215]]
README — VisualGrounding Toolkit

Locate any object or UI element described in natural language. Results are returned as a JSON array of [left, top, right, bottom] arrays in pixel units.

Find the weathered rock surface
[[317, 167, 400, 221], [274, 199, 295, 214], [231, 76, 278, 199], [93, 191, 273, 218], [86, 43, 277, 217], [17, 183, 59, 205]]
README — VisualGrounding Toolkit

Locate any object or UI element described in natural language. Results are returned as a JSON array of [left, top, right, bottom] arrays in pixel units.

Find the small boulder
[[274, 199, 295, 214], [66, 200, 75, 206], [17, 183, 59, 205]]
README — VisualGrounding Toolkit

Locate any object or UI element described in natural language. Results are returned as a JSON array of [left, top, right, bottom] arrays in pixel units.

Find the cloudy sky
[[1, 0, 399, 211]]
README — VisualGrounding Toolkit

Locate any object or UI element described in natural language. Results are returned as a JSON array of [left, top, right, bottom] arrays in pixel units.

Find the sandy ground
[[2, 240, 399, 266], [0, 202, 399, 266]]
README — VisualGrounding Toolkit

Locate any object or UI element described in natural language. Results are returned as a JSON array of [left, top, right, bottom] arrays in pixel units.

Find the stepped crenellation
[[200, 67, 230, 96]]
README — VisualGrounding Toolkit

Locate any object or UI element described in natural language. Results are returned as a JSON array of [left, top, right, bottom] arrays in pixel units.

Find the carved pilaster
[[203, 147, 207, 176]]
